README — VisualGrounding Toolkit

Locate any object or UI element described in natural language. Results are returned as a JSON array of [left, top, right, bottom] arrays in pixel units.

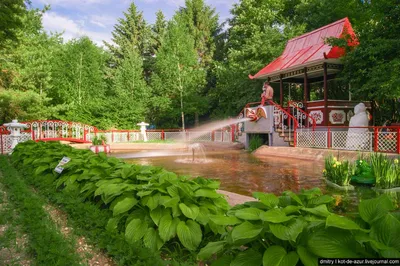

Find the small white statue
[[137, 122, 149, 142], [346, 103, 369, 150]]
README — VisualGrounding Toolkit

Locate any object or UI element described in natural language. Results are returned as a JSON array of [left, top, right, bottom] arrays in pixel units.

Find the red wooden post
[[328, 127, 331, 148], [211, 131, 215, 141], [374, 127, 379, 152], [280, 75, 284, 106], [231, 125, 236, 142], [323, 63, 328, 126], [222, 130, 224, 142], [397, 128, 400, 154], [83, 129, 87, 142], [127, 130, 130, 141], [161, 130, 165, 141], [31, 126, 35, 140]]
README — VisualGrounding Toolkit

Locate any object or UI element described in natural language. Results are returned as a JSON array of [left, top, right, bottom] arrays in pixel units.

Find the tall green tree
[[109, 46, 150, 129], [104, 2, 150, 69], [0, 7, 61, 94], [179, 0, 219, 67], [151, 16, 206, 129], [338, 0, 400, 123], [209, 0, 304, 117], [0, 0, 26, 49]]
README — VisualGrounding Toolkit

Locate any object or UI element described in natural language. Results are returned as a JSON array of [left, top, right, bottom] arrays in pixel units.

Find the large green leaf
[[144, 193, 161, 211], [263, 245, 299, 266], [260, 209, 294, 223], [283, 205, 302, 215], [307, 228, 361, 258], [211, 255, 232, 266], [176, 220, 202, 251], [297, 245, 318, 266], [125, 219, 148, 243], [195, 188, 221, 198], [301, 205, 331, 217], [231, 221, 263, 242], [359, 195, 395, 223], [161, 196, 180, 208], [150, 207, 170, 226], [231, 249, 262, 266], [234, 207, 263, 220], [370, 213, 400, 251], [35, 165, 49, 176], [197, 241, 226, 260], [307, 195, 334, 206], [196, 206, 210, 225], [113, 196, 138, 216], [253, 192, 279, 208], [143, 228, 164, 251], [326, 214, 368, 232], [209, 215, 242, 226], [269, 218, 307, 242], [179, 203, 199, 220], [284, 191, 303, 206], [158, 214, 180, 242]]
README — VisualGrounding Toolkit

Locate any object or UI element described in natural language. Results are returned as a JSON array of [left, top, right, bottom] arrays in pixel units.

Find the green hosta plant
[[198, 190, 400, 266], [11, 141, 230, 255], [323, 155, 353, 186]]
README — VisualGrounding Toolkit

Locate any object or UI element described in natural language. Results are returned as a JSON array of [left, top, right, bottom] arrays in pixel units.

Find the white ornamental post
[[3, 119, 28, 154], [137, 122, 149, 142]]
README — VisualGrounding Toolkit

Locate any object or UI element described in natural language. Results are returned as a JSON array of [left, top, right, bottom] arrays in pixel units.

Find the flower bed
[[9, 141, 400, 265]]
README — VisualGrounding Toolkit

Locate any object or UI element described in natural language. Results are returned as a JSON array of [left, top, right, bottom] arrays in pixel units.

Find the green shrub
[[249, 135, 263, 152], [198, 190, 400, 265], [371, 153, 400, 189], [92, 134, 107, 145], [11, 141, 229, 259], [323, 155, 353, 186]]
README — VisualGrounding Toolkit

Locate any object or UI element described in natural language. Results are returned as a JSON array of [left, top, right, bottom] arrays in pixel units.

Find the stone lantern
[[137, 122, 149, 142], [3, 119, 28, 153]]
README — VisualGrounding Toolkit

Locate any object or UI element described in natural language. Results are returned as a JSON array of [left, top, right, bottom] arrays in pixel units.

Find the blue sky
[[31, 0, 238, 46]]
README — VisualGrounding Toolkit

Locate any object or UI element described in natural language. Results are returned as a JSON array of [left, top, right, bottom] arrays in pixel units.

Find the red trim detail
[[397, 128, 400, 154], [374, 128, 379, 152]]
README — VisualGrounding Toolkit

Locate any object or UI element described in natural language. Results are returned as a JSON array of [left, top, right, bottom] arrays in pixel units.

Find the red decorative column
[[304, 67, 308, 112], [323, 63, 328, 126], [280, 75, 283, 106]]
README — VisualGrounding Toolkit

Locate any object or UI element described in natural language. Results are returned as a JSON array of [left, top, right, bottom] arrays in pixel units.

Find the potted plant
[[90, 135, 111, 153]]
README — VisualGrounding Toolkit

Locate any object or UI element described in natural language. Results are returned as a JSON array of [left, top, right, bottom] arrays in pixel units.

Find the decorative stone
[[137, 122, 149, 142], [3, 119, 28, 154]]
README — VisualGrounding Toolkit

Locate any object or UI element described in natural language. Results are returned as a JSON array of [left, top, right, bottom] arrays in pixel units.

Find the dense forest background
[[1, 0, 399, 129]]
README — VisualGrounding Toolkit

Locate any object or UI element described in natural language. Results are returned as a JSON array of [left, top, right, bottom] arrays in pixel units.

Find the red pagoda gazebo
[[249, 17, 368, 127]]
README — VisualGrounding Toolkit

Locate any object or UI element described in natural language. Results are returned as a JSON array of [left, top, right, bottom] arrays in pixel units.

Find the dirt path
[[43, 204, 115, 266]]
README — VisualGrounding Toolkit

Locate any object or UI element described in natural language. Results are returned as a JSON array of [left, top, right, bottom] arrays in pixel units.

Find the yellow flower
[[323, 169, 327, 174], [333, 164, 337, 168], [336, 162, 341, 166], [333, 157, 337, 161], [395, 159, 399, 164]]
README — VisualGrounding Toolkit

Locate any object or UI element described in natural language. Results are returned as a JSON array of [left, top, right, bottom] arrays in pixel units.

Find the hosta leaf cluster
[[11, 141, 229, 252], [11, 141, 400, 265], [198, 188, 400, 265]]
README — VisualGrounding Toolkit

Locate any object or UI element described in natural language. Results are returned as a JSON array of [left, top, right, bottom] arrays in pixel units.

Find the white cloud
[[40, 0, 107, 8], [42, 12, 112, 46], [89, 14, 116, 28]]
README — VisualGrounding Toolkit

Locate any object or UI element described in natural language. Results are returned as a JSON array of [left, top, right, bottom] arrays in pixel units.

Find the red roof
[[249, 17, 358, 80]]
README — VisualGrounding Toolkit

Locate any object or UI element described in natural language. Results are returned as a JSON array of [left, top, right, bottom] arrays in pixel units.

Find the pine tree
[[104, 2, 150, 67]]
